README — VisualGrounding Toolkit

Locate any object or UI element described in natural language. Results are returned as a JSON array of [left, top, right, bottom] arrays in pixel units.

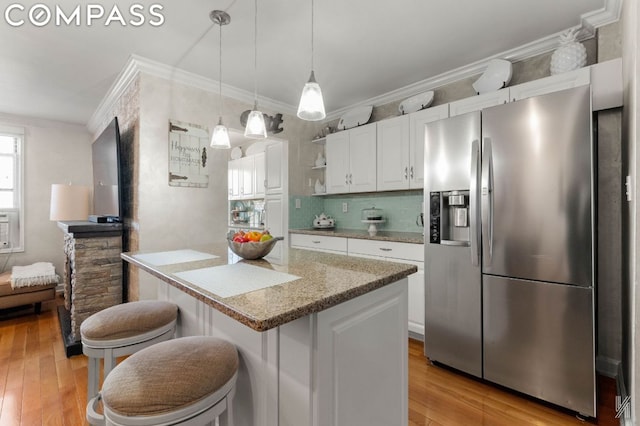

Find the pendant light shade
[[211, 118, 231, 148], [297, 70, 326, 121], [210, 10, 231, 149], [244, 107, 268, 139], [245, 0, 267, 139], [297, 0, 326, 121]]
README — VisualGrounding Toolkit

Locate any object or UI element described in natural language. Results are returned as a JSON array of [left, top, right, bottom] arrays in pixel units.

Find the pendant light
[[210, 10, 231, 149], [297, 0, 326, 121], [244, 0, 267, 139]]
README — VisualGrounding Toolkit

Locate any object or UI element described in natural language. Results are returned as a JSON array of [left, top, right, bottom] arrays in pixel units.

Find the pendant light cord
[[311, 0, 314, 71], [253, 0, 258, 109], [219, 20, 223, 119]]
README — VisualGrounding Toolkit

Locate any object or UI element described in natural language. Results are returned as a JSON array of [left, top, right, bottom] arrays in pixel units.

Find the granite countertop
[[122, 242, 416, 332], [289, 228, 424, 244]]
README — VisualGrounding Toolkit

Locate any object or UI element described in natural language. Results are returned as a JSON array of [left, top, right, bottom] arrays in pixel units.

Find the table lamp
[[49, 184, 90, 221]]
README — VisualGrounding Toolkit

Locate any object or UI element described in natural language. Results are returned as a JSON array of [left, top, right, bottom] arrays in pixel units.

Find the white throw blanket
[[11, 262, 59, 289]]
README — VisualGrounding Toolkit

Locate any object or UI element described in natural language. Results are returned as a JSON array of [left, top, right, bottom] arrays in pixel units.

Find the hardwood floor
[[0, 297, 619, 425], [408, 339, 618, 425]]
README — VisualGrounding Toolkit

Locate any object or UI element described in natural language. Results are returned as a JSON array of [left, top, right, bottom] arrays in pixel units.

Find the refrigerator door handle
[[470, 139, 481, 266], [481, 137, 494, 267]]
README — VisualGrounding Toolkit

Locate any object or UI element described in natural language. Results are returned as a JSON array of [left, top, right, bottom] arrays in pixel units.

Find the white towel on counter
[[11, 262, 59, 289]]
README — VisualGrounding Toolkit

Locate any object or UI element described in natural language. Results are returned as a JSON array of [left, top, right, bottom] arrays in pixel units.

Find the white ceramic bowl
[[399, 91, 434, 115], [472, 59, 513, 94]]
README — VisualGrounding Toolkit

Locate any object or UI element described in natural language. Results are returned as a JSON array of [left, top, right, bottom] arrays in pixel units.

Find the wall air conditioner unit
[[0, 213, 10, 248]]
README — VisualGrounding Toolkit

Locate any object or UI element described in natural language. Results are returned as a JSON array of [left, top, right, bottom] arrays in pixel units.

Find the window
[[0, 126, 24, 253]]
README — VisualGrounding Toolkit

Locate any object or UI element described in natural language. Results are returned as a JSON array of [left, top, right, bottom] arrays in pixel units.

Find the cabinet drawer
[[348, 239, 424, 262], [290, 234, 347, 254]]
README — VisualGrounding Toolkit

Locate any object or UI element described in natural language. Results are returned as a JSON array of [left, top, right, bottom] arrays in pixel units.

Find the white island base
[[156, 278, 408, 426]]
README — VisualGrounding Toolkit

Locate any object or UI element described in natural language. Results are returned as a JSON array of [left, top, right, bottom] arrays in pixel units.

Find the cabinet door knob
[[410, 166, 414, 179], [379, 247, 392, 252], [404, 167, 408, 180], [312, 240, 321, 244]]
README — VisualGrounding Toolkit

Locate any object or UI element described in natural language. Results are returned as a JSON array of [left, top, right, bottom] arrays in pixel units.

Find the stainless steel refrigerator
[[424, 85, 596, 417]]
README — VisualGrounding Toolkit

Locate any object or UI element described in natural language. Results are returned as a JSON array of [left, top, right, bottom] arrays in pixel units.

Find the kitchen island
[[122, 243, 416, 426]]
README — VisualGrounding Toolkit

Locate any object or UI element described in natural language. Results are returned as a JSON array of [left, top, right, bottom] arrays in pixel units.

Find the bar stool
[[80, 300, 179, 401], [86, 336, 239, 426]]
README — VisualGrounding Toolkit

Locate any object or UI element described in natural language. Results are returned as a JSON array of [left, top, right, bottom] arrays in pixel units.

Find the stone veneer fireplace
[[58, 221, 123, 356]]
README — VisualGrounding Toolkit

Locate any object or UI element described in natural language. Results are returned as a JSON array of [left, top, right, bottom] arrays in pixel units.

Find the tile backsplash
[[290, 190, 424, 233]]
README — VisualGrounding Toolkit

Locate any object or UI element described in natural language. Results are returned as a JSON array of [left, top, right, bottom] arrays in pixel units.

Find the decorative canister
[[550, 28, 587, 75]]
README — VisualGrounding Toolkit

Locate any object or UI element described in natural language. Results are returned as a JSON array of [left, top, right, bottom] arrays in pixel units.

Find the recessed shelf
[[311, 137, 326, 144], [312, 165, 326, 170]]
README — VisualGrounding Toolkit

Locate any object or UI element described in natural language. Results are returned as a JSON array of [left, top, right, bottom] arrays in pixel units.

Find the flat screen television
[[91, 117, 122, 223]]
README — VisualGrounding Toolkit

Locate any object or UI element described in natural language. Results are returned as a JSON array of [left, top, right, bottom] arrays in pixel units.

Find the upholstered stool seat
[[81, 300, 179, 401], [87, 336, 239, 426]]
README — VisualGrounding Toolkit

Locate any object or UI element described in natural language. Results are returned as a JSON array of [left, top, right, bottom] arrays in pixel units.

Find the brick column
[[58, 221, 123, 344], [65, 234, 123, 339]]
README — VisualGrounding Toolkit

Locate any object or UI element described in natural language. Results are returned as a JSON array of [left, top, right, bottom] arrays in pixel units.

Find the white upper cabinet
[[254, 151, 265, 198], [348, 124, 377, 193], [325, 131, 350, 194], [377, 105, 449, 191], [409, 104, 449, 189], [240, 155, 254, 198], [508, 67, 590, 102], [326, 123, 377, 194], [449, 88, 509, 117], [265, 141, 284, 194], [377, 115, 410, 191], [228, 158, 240, 199]]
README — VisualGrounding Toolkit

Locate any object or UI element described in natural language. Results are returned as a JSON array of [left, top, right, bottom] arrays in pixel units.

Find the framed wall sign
[[168, 120, 209, 188]]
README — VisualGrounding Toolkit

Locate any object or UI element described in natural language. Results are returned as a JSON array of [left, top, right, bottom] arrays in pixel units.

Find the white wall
[[0, 113, 92, 277]]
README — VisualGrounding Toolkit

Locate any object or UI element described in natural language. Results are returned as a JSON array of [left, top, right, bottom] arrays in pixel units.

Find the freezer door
[[425, 244, 482, 377], [481, 85, 593, 287], [424, 111, 482, 377], [483, 275, 596, 416]]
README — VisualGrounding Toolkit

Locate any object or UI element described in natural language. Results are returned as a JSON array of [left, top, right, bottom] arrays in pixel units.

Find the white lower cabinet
[[290, 233, 348, 254], [347, 239, 425, 338], [290, 234, 425, 337]]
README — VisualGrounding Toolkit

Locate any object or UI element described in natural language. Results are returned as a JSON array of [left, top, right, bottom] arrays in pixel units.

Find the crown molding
[[325, 0, 622, 121], [87, 55, 140, 135], [88, 54, 296, 135]]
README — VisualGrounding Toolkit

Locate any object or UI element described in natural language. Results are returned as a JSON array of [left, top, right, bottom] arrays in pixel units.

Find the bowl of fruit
[[227, 230, 283, 260]]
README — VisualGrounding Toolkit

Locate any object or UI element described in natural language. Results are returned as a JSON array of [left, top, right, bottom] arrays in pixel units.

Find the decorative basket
[[227, 237, 283, 260]]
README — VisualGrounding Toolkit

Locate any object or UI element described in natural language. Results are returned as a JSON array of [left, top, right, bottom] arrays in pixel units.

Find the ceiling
[[0, 0, 612, 126]]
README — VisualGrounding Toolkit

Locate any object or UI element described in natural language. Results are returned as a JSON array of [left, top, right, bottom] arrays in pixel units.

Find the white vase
[[314, 179, 324, 194], [550, 29, 586, 75], [315, 152, 326, 167]]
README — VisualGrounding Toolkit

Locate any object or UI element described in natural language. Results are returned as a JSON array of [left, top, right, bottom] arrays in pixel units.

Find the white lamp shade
[[297, 79, 326, 121], [210, 123, 231, 149], [244, 110, 267, 139], [49, 184, 90, 221]]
